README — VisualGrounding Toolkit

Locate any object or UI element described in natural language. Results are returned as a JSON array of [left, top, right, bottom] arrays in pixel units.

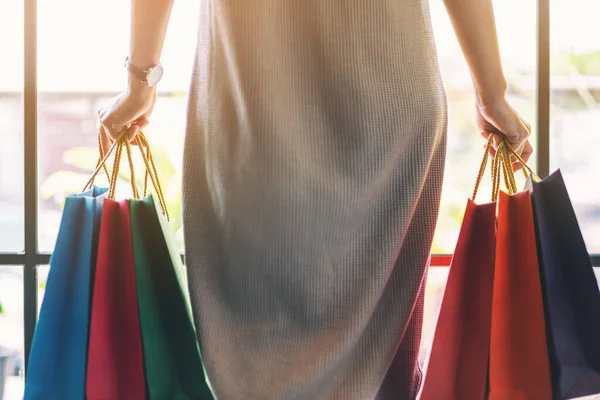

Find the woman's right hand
[[475, 97, 533, 171], [98, 78, 157, 153]]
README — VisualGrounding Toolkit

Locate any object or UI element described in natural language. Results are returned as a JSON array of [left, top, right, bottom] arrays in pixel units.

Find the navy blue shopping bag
[[24, 186, 107, 400], [529, 169, 600, 399]]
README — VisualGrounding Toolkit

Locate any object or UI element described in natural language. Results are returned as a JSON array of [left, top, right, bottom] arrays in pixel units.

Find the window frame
[[0, 0, 598, 379]]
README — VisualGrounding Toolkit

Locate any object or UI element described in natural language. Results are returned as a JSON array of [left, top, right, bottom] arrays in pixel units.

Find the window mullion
[[23, 0, 39, 378], [537, 0, 551, 178]]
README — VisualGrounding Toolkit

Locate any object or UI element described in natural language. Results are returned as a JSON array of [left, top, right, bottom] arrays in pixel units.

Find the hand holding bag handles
[[85, 130, 215, 399], [419, 136, 554, 400], [85, 131, 161, 400]]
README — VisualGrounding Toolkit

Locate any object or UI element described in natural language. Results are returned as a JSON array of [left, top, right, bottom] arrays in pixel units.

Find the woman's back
[[182, 1, 448, 398]]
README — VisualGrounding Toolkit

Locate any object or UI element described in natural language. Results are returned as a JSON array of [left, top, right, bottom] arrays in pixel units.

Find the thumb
[[498, 112, 531, 154]]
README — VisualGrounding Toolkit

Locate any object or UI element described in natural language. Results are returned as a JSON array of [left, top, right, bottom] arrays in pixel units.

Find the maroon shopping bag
[[86, 199, 146, 400], [419, 199, 496, 400]]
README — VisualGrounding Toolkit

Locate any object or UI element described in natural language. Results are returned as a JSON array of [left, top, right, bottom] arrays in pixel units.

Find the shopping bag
[[488, 188, 553, 399], [130, 193, 215, 399], [529, 169, 600, 399], [418, 199, 496, 400], [86, 199, 146, 400], [24, 186, 106, 400], [419, 137, 501, 400]]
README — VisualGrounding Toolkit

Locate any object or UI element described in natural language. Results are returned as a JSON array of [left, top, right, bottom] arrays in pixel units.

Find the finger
[[520, 116, 532, 136], [97, 108, 113, 157], [127, 116, 150, 143], [519, 140, 534, 165], [99, 99, 132, 142], [128, 117, 149, 142], [99, 107, 124, 143], [135, 116, 149, 131], [512, 161, 523, 172], [97, 107, 107, 131], [127, 124, 140, 144], [508, 124, 530, 153], [101, 117, 126, 143], [481, 132, 498, 158], [509, 143, 532, 174], [481, 130, 502, 152]]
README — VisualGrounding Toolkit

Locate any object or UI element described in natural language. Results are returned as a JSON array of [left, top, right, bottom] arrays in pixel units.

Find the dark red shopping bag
[[420, 135, 498, 400], [419, 198, 496, 400], [86, 199, 146, 400], [488, 190, 553, 399]]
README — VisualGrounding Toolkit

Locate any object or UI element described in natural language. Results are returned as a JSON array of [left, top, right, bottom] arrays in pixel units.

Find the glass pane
[[0, 2, 24, 252], [430, 0, 538, 253], [550, 0, 600, 253], [419, 267, 450, 365], [37, 0, 198, 253], [0, 266, 24, 400]]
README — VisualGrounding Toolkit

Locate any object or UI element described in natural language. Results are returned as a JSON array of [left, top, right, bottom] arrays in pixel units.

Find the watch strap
[[125, 57, 149, 84]]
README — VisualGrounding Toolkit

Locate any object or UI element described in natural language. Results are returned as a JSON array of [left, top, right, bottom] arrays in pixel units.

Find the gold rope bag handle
[[472, 133, 538, 202], [136, 132, 169, 219], [497, 135, 539, 195], [83, 132, 115, 192], [472, 135, 506, 202], [83, 130, 140, 200], [82, 129, 170, 220]]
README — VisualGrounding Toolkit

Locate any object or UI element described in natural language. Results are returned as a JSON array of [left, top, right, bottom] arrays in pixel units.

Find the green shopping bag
[[130, 192, 215, 399], [86, 129, 214, 399]]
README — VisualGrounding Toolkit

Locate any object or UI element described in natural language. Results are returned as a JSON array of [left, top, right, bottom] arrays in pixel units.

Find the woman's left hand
[[476, 97, 533, 171], [97, 79, 157, 152]]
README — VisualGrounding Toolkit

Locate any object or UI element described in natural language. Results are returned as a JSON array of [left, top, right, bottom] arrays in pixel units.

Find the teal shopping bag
[[24, 186, 107, 400], [130, 193, 215, 399]]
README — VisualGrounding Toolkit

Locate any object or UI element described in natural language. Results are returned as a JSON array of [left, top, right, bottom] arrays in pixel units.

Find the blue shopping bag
[[24, 186, 107, 400], [529, 169, 600, 399]]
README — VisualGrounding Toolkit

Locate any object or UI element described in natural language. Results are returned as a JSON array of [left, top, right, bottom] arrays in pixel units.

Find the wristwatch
[[125, 57, 164, 87]]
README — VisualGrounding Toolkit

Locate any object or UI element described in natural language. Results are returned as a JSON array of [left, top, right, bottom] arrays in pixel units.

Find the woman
[[98, 0, 532, 398]]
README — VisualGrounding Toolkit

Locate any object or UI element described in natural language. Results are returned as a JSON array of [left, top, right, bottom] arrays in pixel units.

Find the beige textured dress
[[182, 1, 448, 398]]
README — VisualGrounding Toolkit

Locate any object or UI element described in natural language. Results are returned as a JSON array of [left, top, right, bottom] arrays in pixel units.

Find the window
[[430, 0, 538, 254], [0, 267, 24, 397], [0, 1, 598, 397], [550, 0, 600, 253], [0, 1, 24, 253], [36, 0, 199, 253]]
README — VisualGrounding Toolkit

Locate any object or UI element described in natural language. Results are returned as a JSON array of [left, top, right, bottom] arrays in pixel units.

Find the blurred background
[[1, 0, 599, 398]]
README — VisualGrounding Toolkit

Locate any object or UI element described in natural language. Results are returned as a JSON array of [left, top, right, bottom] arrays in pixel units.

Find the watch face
[[147, 64, 164, 87]]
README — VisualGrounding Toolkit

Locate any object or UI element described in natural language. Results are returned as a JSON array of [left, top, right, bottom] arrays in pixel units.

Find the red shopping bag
[[86, 199, 146, 400], [488, 189, 553, 399], [420, 136, 499, 400], [419, 199, 496, 400]]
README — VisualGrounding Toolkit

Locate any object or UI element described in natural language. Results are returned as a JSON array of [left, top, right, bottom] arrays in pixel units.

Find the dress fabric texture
[[182, 1, 448, 399]]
